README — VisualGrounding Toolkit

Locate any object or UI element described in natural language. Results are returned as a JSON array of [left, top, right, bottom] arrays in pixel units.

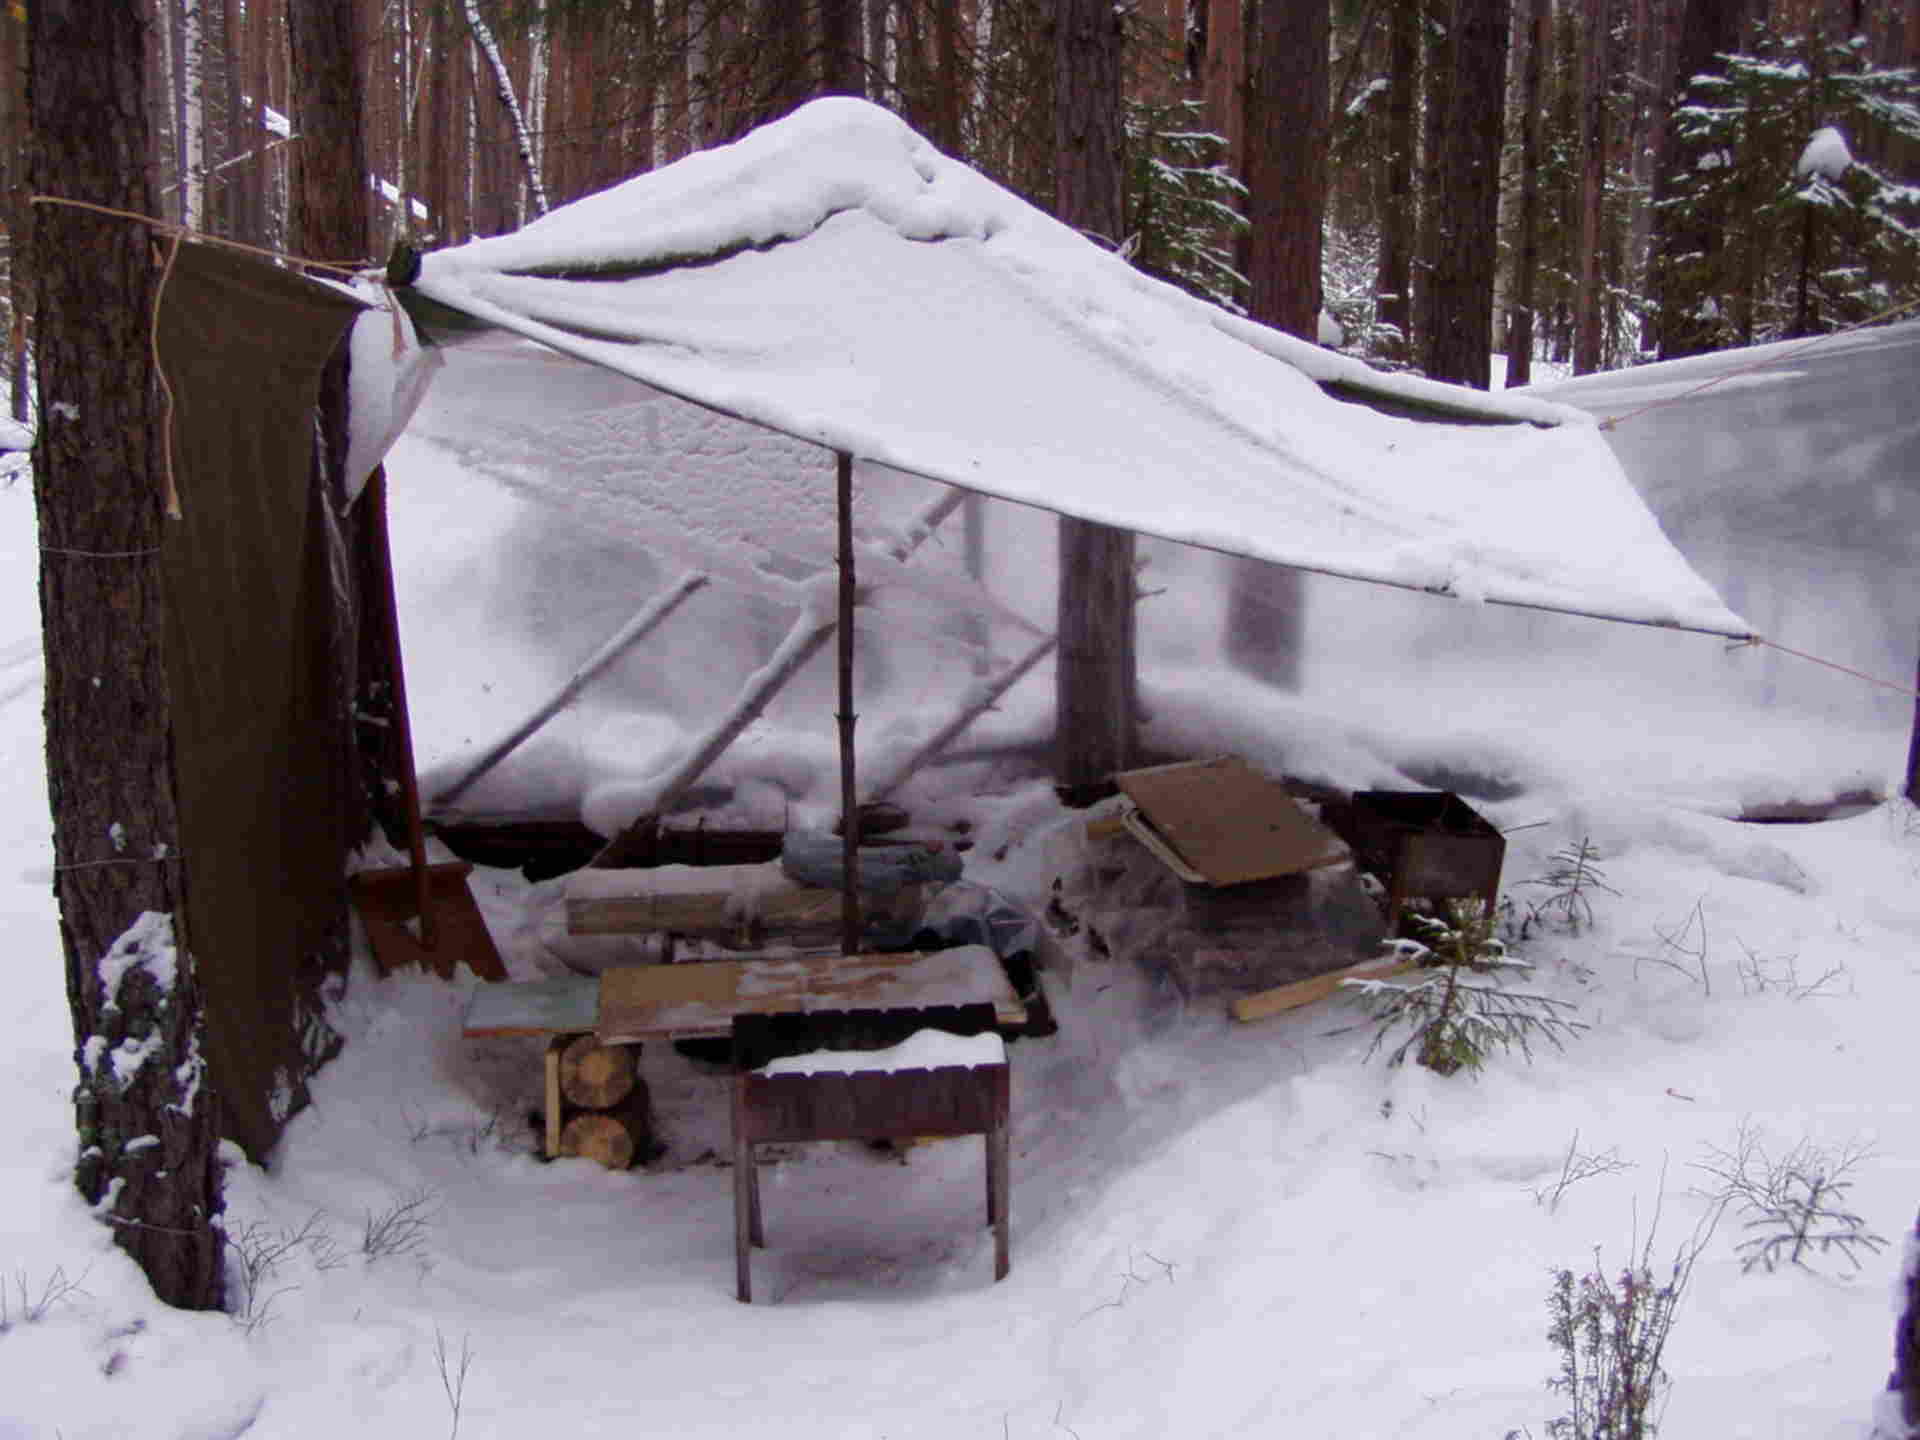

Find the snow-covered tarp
[[406, 98, 1747, 639]]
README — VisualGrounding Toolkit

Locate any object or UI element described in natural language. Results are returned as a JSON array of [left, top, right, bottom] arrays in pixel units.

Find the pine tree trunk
[[1421, 0, 1509, 388], [289, 0, 369, 261], [29, 0, 224, 1312], [822, 0, 863, 96], [1053, 0, 1135, 797], [1573, 0, 1608, 374], [1247, 0, 1327, 339], [1375, 0, 1418, 359], [1413, 0, 1453, 364], [1504, 0, 1547, 387], [1230, 0, 1326, 689]]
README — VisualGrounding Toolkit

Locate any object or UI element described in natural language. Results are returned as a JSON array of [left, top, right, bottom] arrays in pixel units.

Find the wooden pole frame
[[836, 450, 862, 953]]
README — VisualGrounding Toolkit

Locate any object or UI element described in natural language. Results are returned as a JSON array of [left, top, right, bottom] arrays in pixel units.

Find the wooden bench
[[730, 1004, 1010, 1303]]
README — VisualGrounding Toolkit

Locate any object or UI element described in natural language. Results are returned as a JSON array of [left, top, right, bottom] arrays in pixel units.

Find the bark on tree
[[822, 0, 864, 96], [1420, 0, 1510, 388], [1247, 0, 1328, 339], [1413, 0, 1454, 361], [1573, 0, 1610, 374], [1053, 0, 1136, 796], [1505, 0, 1548, 386], [29, 0, 224, 1312], [1375, 0, 1419, 359], [1228, 0, 1327, 690], [1648, 0, 1745, 359], [289, 0, 370, 261]]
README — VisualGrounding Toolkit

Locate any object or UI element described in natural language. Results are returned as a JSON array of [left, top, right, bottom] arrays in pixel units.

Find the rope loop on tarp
[[1600, 292, 1920, 432]]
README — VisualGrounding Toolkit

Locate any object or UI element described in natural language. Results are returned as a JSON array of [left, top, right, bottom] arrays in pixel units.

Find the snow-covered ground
[[2, 336, 1915, 1438]]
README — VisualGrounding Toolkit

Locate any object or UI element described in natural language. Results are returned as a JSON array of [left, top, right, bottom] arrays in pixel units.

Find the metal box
[[1338, 791, 1505, 934]]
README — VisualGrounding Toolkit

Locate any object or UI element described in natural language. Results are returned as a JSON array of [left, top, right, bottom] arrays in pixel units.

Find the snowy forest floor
[[1, 399, 1915, 1439]]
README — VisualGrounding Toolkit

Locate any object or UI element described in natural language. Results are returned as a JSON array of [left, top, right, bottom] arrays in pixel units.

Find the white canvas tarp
[[407, 98, 1748, 639]]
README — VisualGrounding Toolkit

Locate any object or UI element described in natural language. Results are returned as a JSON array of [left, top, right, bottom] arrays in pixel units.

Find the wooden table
[[595, 945, 1027, 1045], [461, 947, 1026, 1166]]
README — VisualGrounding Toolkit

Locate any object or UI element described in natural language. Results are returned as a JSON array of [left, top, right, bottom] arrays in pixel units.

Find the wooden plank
[[1115, 755, 1348, 887], [596, 946, 1026, 1045], [461, 975, 600, 1038], [563, 860, 843, 938], [543, 1037, 566, 1159], [1230, 954, 1422, 1024]]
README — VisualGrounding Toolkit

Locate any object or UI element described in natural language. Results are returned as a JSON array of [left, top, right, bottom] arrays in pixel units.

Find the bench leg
[[734, 1135, 754, 1303], [749, 1148, 765, 1248], [989, 1121, 1010, 1281]]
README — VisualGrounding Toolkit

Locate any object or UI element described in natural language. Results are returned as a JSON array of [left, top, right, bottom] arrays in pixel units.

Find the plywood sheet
[[1115, 756, 1348, 888], [596, 945, 1026, 1045]]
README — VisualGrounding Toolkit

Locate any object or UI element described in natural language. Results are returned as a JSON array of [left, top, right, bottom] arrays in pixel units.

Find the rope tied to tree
[[26, 195, 379, 525]]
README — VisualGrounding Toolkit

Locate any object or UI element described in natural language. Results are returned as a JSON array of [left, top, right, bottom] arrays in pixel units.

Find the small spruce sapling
[[1343, 900, 1587, 1076], [1693, 1122, 1888, 1274], [1525, 837, 1619, 935]]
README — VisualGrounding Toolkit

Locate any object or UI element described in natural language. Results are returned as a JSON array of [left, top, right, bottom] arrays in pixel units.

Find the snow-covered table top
[[756, 1028, 1006, 1076]]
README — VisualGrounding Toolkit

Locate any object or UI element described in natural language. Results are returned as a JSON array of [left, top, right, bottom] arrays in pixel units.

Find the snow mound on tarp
[[414, 98, 1746, 637]]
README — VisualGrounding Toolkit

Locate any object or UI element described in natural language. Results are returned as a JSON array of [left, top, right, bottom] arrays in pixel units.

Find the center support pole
[[836, 450, 862, 954]]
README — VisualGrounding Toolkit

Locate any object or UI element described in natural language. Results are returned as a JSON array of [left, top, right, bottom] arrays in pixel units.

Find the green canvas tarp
[[155, 240, 370, 1161]]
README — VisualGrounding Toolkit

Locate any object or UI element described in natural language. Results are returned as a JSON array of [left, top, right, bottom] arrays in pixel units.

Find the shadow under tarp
[[154, 240, 369, 1162]]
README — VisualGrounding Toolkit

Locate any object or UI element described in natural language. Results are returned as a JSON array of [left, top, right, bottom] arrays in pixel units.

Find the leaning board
[[596, 946, 1026, 1046]]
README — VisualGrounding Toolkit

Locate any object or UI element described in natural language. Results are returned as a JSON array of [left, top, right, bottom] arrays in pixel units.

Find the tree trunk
[[1413, 0, 1454, 364], [1375, 0, 1419, 358], [289, 0, 370, 261], [29, 0, 224, 1312], [1053, 0, 1136, 797], [1230, 0, 1326, 689], [822, 0, 863, 96], [1421, 0, 1510, 388], [1201, 0, 1246, 169], [1573, 0, 1608, 374], [1247, 0, 1328, 339], [1505, 0, 1547, 385], [464, 0, 550, 216]]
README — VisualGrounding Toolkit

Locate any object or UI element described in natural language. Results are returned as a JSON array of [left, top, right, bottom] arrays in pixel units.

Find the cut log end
[[559, 1034, 638, 1109], [558, 1111, 641, 1171]]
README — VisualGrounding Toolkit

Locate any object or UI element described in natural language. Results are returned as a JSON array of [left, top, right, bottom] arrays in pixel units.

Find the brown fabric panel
[[155, 241, 366, 1162]]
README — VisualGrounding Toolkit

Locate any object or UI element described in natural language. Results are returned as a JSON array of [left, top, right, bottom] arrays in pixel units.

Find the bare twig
[[434, 1326, 474, 1440], [1533, 1130, 1637, 1213]]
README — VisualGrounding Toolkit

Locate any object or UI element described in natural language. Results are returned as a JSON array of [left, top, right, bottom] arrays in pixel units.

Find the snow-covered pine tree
[[1657, 26, 1920, 347], [1123, 96, 1248, 313]]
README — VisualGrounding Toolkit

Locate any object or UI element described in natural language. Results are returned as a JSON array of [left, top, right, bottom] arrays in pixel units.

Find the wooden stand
[[730, 1005, 1010, 1303]]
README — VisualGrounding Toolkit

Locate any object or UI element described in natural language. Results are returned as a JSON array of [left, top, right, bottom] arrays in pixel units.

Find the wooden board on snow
[[1230, 953, 1421, 1023], [1115, 756, 1348, 887]]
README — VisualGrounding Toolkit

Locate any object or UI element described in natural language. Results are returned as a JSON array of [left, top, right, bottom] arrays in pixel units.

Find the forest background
[[3, 0, 1918, 417]]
